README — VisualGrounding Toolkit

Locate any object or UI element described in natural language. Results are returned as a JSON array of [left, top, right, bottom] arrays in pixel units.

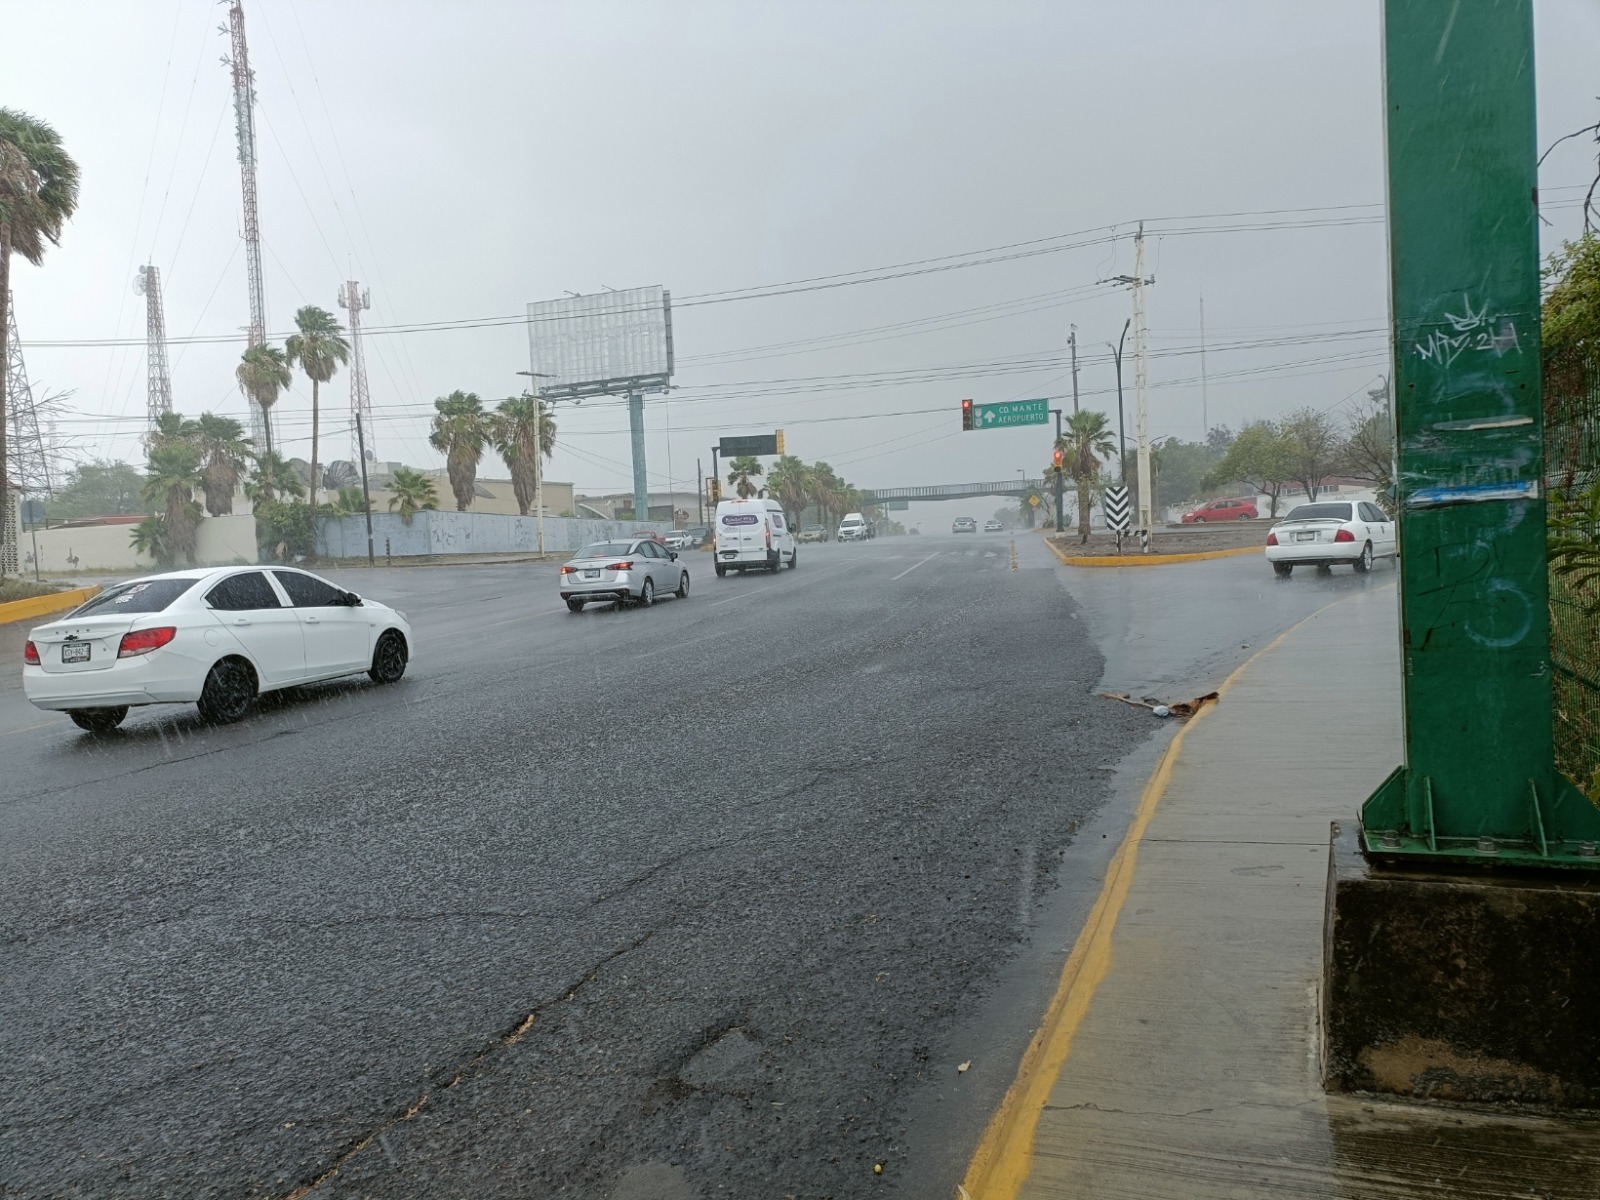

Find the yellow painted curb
[[0, 586, 99, 626], [959, 593, 1363, 1200], [1042, 538, 1259, 568]]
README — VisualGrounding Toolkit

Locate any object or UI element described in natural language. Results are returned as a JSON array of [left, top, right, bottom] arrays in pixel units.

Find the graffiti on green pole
[[1361, 0, 1600, 867]]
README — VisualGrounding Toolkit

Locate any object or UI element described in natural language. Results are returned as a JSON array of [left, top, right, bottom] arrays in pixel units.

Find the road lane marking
[[2, 720, 57, 738], [889, 552, 941, 581], [959, 592, 1365, 1200], [709, 562, 850, 606]]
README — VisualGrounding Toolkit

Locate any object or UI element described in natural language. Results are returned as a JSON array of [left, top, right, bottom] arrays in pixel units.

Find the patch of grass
[[0, 579, 72, 604]]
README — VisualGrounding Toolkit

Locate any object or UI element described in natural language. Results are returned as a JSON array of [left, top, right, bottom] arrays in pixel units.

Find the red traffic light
[[961, 398, 974, 431], [1053, 447, 1064, 468]]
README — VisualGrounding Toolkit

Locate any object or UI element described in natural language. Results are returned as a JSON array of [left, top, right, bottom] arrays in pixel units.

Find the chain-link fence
[[1544, 352, 1600, 796]]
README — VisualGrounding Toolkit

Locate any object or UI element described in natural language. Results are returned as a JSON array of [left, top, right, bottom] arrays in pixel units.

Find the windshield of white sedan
[[577, 543, 632, 559], [1285, 504, 1354, 522], [70, 579, 197, 616]]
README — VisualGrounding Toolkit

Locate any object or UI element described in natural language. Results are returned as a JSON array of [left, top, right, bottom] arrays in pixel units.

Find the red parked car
[[1181, 497, 1258, 523]]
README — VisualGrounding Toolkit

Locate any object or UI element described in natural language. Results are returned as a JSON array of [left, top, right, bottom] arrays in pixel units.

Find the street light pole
[[1107, 318, 1131, 489], [516, 370, 556, 556]]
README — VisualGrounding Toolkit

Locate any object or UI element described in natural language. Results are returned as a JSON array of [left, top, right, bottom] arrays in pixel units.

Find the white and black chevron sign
[[1103, 486, 1131, 532]]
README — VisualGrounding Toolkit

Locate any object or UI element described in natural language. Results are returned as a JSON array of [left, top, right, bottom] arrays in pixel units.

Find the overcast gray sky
[[7, 0, 1600, 504]]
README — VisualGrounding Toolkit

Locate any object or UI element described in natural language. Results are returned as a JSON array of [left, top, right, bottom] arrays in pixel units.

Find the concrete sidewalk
[[967, 583, 1600, 1199]]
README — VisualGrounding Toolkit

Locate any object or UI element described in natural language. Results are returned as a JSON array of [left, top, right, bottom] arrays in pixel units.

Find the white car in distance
[[1265, 500, 1396, 577], [22, 567, 412, 732]]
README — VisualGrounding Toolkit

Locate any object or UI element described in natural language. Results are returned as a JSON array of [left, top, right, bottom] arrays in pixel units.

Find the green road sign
[[973, 398, 1049, 430]]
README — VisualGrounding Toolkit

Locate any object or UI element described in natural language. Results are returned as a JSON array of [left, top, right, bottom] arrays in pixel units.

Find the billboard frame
[[526, 286, 674, 402]]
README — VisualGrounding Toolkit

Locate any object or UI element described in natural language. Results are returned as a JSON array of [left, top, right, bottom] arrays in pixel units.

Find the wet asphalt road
[[0, 535, 1392, 1199]]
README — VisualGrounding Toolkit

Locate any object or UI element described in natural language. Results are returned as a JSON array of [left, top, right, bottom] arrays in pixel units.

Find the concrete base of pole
[[1321, 820, 1600, 1107]]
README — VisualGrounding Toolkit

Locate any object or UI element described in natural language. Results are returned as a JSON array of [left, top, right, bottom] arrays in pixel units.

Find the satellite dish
[[133, 267, 149, 296]]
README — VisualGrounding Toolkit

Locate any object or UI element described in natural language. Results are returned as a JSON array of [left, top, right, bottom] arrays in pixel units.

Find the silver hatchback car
[[558, 539, 690, 612]]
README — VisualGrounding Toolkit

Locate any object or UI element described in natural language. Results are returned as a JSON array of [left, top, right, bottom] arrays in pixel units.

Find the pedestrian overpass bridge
[[861, 479, 1049, 505]]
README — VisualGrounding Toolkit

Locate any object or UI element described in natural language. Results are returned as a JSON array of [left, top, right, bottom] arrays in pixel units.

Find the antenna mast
[[225, 1, 267, 447], [135, 266, 173, 430], [339, 282, 373, 465], [4, 297, 59, 574]]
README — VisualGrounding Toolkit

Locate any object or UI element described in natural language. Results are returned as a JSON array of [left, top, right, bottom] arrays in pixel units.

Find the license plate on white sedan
[[1295, 532, 1315, 542], [582, 570, 600, 579], [61, 642, 90, 663]]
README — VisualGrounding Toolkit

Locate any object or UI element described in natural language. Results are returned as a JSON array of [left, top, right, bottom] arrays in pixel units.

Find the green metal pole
[[1362, 0, 1600, 867]]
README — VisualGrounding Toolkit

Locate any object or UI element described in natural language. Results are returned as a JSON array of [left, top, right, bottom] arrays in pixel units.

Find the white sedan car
[[23, 566, 412, 732], [1265, 500, 1396, 577], [558, 538, 691, 612]]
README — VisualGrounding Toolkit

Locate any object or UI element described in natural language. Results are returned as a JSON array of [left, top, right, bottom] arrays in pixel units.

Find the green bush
[[255, 501, 320, 561]]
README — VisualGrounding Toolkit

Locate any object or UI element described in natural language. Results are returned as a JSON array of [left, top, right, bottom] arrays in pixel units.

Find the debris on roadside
[[1098, 691, 1219, 719]]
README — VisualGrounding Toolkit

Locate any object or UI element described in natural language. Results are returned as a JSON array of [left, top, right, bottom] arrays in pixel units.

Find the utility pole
[[697, 459, 704, 525], [628, 390, 648, 524], [135, 266, 173, 432], [1199, 290, 1209, 440], [354, 410, 375, 568], [1069, 326, 1080, 414], [1051, 408, 1065, 533], [339, 281, 372, 468], [225, 1, 268, 450], [1132, 223, 1153, 545], [516, 370, 556, 554]]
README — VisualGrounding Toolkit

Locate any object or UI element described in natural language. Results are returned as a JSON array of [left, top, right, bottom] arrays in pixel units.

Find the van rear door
[[718, 508, 764, 560]]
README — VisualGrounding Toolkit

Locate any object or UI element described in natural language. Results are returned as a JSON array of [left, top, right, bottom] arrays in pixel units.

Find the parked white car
[[559, 538, 691, 610], [1265, 500, 1396, 577], [23, 567, 412, 731]]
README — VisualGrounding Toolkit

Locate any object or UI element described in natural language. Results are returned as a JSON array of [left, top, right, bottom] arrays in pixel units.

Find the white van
[[837, 512, 871, 542], [714, 497, 798, 576]]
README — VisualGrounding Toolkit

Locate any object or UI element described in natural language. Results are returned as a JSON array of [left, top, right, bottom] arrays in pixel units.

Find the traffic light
[[1053, 446, 1064, 470], [775, 428, 786, 454], [961, 398, 974, 431], [707, 478, 722, 503]]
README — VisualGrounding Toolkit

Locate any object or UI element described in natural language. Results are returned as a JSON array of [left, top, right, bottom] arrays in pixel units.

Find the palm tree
[[284, 306, 350, 506], [1060, 410, 1116, 543], [331, 485, 369, 516], [387, 465, 438, 525], [491, 395, 556, 516], [190, 412, 252, 516], [128, 516, 168, 566], [0, 109, 79, 578], [727, 455, 763, 499], [141, 441, 203, 566], [244, 451, 305, 506], [235, 343, 293, 476], [808, 462, 840, 525], [147, 409, 192, 450], [429, 390, 489, 511], [765, 455, 812, 522]]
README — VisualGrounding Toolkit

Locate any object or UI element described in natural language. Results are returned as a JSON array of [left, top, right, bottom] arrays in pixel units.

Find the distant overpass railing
[[861, 479, 1049, 504]]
